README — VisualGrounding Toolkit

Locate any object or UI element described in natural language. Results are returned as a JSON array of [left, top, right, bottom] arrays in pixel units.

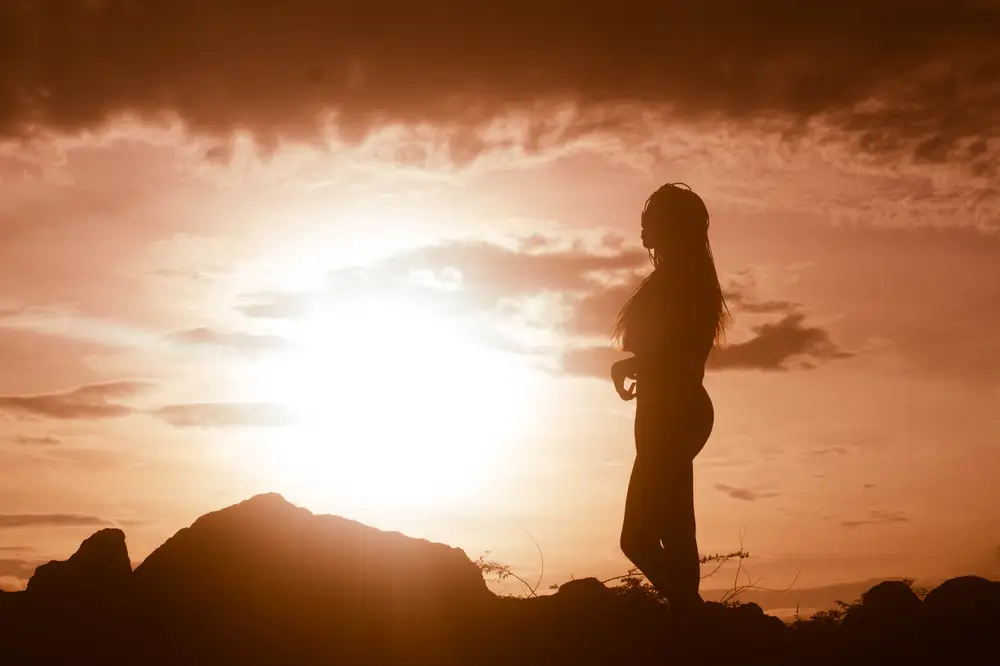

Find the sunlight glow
[[248, 291, 542, 512]]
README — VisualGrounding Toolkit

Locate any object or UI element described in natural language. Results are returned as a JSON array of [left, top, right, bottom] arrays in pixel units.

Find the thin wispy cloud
[[0, 514, 112, 529], [7, 435, 63, 447], [838, 509, 910, 528], [0, 307, 289, 358], [166, 327, 291, 353], [0, 381, 151, 420], [151, 402, 297, 428], [814, 446, 850, 456], [715, 484, 780, 502]]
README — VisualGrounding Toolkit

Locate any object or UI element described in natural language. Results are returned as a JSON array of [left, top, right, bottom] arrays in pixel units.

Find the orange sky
[[2, 1, 999, 595]]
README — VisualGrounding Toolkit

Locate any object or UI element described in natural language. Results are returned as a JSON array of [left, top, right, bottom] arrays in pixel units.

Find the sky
[[1, 1, 999, 596]]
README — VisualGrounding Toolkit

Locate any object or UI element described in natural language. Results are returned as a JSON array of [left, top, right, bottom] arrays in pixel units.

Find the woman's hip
[[634, 385, 714, 459]]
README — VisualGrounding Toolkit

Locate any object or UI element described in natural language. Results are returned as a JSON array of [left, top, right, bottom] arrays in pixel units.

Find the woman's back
[[621, 259, 719, 391]]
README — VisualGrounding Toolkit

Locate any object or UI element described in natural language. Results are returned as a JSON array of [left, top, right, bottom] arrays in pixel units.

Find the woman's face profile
[[640, 211, 669, 250]]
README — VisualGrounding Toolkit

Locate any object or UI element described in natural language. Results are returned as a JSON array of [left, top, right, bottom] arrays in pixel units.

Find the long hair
[[612, 182, 728, 349]]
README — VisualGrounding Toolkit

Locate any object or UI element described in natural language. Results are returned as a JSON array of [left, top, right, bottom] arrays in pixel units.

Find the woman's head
[[640, 182, 710, 263], [613, 182, 728, 348]]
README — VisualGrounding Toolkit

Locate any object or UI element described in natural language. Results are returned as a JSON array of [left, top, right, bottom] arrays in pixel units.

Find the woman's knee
[[620, 528, 652, 564]]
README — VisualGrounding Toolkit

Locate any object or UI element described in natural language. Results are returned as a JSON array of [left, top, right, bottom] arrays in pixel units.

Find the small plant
[[475, 533, 545, 598], [475, 553, 543, 597], [901, 576, 930, 599], [475, 527, 798, 606], [599, 550, 753, 604]]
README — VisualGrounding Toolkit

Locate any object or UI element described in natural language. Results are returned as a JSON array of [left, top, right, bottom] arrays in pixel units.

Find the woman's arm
[[611, 356, 639, 401]]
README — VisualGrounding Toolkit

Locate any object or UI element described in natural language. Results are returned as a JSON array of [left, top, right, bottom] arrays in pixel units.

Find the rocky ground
[[2, 493, 997, 665]]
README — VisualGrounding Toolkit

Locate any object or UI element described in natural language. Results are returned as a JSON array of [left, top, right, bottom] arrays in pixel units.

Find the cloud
[[0, 514, 111, 529], [839, 509, 909, 528], [0, 380, 150, 420], [1, 1, 997, 169], [0, 557, 38, 581], [237, 292, 323, 320], [7, 435, 63, 446], [723, 290, 799, 316], [167, 327, 291, 352], [814, 446, 849, 456], [237, 236, 852, 376], [151, 402, 297, 428], [396, 239, 646, 304], [240, 236, 646, 321], [715, 484, 779, 502], [706, 313, 854, 371], [813, 446, 850, 456]]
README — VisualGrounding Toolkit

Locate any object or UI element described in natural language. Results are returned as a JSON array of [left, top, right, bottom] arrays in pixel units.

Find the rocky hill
[[1, 493, 997, 665]]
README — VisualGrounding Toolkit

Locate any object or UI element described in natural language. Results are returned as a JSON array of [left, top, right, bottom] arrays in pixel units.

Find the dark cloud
[[0, 380, 150, 420], [2, 1, 995, 167], [723, 289, 799, 315], [715, 484, 780, 501], [151, 402, 297, 428], [168, 327, 291, 352], [570, 281, 637, 338], [0, 514, 111, 529], [7, 435, 63, 446], [706, 313, 854, 371], [839, 509, 909, 528]]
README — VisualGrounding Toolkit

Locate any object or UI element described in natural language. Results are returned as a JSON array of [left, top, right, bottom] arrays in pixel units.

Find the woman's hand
[[611, 357, 638, 401]]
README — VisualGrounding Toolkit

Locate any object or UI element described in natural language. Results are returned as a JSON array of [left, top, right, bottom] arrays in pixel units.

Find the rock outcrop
[[128, 493, 492, 665], [25, 528, 131, 599]]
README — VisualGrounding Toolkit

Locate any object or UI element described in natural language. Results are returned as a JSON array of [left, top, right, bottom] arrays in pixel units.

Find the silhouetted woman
[[611, 182, 727, 621]]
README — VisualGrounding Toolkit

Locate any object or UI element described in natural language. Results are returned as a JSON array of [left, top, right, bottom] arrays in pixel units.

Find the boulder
[[682, 601, 789, 655], [25, 528, 131, 599], [840, 580, 924, 659], [842, 580, 923, 633], [923, 575, 1000, 623], [555, 576, 612, 597], [129, 493, 493, 665], [922, 575, 1000, 652]]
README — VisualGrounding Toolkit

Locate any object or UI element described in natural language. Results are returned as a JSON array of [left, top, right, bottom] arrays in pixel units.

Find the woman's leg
[[620, 452, 674, 594], [656, 453, 701, 610], [621, 387, 714, 608], [658, 388, 714, 612]]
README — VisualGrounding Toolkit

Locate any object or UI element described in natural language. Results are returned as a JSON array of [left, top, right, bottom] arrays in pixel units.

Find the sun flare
[[247, 291, 542, 512]]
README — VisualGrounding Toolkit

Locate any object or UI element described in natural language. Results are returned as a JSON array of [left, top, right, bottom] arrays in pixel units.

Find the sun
[[246, 292, 542, 513]]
